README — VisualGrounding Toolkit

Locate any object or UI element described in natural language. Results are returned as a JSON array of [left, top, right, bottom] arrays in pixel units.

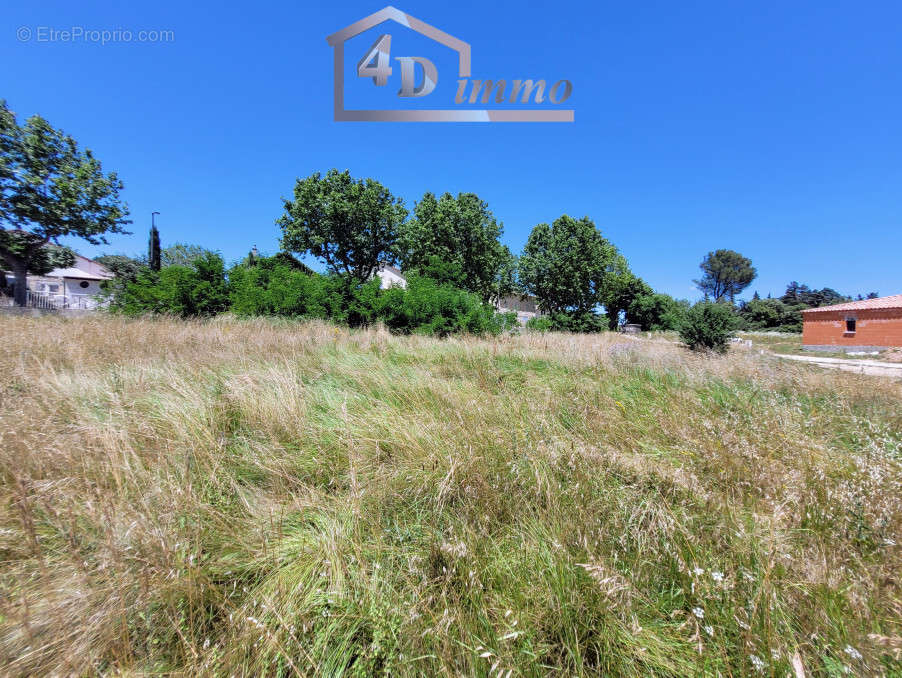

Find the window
[[845, 317, 856, 333], [79, 280, 90, 289]]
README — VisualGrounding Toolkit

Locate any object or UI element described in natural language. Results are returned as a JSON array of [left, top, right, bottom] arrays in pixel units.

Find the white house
[[373, 264, 407, 289], [4, 254, 113, 309]]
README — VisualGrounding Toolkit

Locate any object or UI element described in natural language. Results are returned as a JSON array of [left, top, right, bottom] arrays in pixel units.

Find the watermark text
[[17, 26, 175, 45]]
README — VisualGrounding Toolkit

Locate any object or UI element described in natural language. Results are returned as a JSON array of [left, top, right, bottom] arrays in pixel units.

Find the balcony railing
[[47, 293, 106, 310], [0, 290, 58, 309]]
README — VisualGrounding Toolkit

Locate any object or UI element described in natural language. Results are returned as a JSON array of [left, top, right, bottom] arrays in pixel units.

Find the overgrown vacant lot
[[1, 316, 900, 676]]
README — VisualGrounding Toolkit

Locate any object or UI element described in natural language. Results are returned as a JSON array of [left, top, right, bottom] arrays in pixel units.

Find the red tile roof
[[801, 293, 902, 313]]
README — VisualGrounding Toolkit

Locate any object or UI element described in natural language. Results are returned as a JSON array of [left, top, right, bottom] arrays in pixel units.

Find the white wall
[[376, 267, 407, 289], [65, 278, 104, 299]]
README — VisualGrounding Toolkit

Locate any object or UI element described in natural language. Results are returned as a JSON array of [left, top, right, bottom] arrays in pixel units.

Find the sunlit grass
[[1, 315, 900, 675]]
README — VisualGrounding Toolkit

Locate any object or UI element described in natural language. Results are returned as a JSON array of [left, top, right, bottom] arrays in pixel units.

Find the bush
[[628, 293, 688, 331], [525, 311, 606, 333], [374, 276, 500, 337], [230, 263, 329, 319], [525, 315, 554, 332], [230, 262, 381, 327], [679, 301, 738, 352], [111, 252, 229, 318]]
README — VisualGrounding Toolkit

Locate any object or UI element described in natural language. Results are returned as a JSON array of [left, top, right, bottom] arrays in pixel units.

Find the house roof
[[44, 267, 111, 280], [378, 264, 404, 277], [801, 293, 902, 314]]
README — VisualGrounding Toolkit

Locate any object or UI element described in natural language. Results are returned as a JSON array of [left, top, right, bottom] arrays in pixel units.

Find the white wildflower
[[844, 645, 862, 660], [749, 654, 766, 672], [692, 607, 704, 619], [711, 571, 724, 583], [693, 567, 704, 576], [704, 625, 714, 637]]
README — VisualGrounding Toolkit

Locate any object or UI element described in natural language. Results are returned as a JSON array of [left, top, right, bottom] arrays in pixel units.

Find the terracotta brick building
[[802, 293, 902, 350]]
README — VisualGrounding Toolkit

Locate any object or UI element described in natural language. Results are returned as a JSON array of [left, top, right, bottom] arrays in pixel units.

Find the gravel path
[[776, 353, 902, 378]]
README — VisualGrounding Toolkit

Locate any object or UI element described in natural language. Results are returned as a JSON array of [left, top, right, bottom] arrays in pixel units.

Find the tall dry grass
[[1, 314, 900, 676]]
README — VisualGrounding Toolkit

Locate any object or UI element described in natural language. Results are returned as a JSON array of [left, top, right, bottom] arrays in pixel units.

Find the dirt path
[[776, 353, 902, 378]]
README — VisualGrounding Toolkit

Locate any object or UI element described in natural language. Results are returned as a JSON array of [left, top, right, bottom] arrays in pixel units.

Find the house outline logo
[[326, 6, 574, 122]]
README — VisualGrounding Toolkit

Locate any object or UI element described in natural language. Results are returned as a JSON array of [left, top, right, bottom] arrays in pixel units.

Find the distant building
[[3, 254, 113, 310], [373, 264, 407, 289], [495, 294, 543, 325], [802, 294, 902, 350]]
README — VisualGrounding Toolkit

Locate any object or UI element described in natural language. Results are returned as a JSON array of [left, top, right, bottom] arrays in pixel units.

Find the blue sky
[[4, 0, 901, 300]]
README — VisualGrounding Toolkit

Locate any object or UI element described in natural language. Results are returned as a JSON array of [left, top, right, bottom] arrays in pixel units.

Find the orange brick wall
[[802, 308, 902, 347]]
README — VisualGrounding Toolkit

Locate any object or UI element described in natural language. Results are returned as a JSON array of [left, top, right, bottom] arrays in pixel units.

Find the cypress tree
[[149, 225, 161, 271]]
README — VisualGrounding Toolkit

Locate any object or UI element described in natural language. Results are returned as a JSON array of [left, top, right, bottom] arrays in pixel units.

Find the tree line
[[0, 100, 881, 350], [99, 167, 675, 335]]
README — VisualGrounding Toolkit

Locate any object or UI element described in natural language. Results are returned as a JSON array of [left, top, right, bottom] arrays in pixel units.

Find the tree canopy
[[693, 249, 756, 303], [519, 215, 622, 319], [396, 191, 515, 302], [0, 99, 130, 305], [94, 254, 143, 282], [161, 242, 217, 268], [278, 169, 407, 282]]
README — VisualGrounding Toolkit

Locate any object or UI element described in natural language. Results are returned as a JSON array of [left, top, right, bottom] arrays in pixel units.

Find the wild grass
[[1, 315, 900, 676]]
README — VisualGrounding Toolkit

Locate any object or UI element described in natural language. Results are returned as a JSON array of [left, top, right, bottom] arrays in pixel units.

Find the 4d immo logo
[[326, 6, 574, 122]]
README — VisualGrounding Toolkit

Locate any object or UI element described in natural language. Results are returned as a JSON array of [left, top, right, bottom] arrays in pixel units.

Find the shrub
[[230, 262, 381, 327], [526, 311, 606, 333], [679, 301, 738, 352], [230, 263, 326, 318], [374, 276, 499, 337], [525, 315, 555, 332], [111, 252, 229, 318]]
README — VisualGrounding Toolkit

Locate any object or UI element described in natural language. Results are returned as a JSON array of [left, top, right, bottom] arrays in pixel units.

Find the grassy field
[[1, 316, 901, 676]]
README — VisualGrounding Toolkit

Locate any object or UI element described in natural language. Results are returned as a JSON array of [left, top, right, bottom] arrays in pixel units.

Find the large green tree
[[0, 100, 130, 306], [693, 249, 756, 303], [396, 191, 515, 302], [628, 292, 689, 331], [278, 169, 407, 282], [518, 215, 621, 318], [600, 269, 651, 330]]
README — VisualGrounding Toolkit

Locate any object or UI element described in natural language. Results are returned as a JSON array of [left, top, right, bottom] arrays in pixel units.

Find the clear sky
[[4, 0, 901, 300]]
